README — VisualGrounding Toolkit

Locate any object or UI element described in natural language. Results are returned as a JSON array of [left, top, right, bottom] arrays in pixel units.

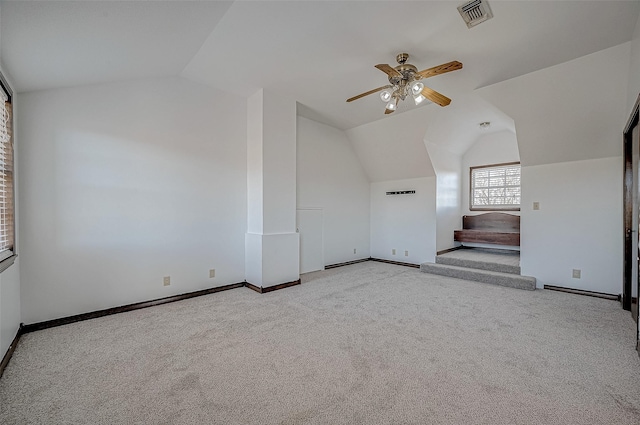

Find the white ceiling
[[2, 0, 639, 137], [347, 106, 437, 182], [478, 41, 630, 166], [1, 1, 233, 92]]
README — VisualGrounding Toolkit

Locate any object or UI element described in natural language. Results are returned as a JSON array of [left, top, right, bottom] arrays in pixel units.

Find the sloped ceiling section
[[344, 93, 516, 183], [477, 42, 630, 167], [182, 1, 465, 130], [346, 107, 436, 182], [1, 1, 233, 92], [423, 93, 515, 156], [181, 0, 640, 131], [627, 12, 640, 113], [2, 0, 640, 135]]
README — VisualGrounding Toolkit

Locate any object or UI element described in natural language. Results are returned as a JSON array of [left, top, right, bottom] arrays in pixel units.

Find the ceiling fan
[[346, 53, 462, 114]]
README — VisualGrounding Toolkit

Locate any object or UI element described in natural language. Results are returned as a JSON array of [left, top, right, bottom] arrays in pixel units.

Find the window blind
[[0, 92, 14, 253], [471, 163, 520, 209]]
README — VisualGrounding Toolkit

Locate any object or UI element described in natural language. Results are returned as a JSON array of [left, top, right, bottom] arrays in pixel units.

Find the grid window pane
[[471, 163, 520, 209], [0, 92, 14, 254]]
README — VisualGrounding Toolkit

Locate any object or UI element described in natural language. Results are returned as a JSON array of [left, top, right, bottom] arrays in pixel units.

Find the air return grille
[[458, 0, 493, 28], [386, 190, 415, 196]]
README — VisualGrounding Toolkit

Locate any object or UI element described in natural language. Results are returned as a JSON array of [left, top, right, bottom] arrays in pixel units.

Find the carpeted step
[[420, 262, 536, 291], [435, 255, 520, 275]]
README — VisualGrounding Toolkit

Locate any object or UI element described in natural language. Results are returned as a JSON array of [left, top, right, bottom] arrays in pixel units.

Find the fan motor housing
[[390, 63, 418, 85]]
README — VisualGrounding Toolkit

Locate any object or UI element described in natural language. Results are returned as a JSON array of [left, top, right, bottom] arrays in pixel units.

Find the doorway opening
[[623, 93, 640, 350]]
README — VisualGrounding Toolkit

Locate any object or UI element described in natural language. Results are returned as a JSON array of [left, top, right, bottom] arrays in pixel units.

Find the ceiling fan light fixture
[[411, 81, 424, 95], [346, 54, 462, 114], [386, 99, 397, 111]]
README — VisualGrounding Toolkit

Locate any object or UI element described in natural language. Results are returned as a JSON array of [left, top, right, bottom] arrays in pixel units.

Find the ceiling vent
[[457, 0, 493, 28]]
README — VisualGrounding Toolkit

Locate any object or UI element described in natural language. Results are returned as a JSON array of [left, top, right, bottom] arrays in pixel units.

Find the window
[[470, 162, 520, 210], [0, 75, 15, 269]]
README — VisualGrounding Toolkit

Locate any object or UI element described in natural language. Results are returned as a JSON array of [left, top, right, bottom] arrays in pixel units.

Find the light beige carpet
[[1, 262, 639, 424]]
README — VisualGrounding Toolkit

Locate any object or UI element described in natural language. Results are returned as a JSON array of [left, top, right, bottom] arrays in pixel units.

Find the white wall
[[424, 143, 462, 252], [0, 61, 21, 359], [0, 259, 20, 357], [370, 177, 437, 264], [461, 130, 520, 215], [245, 89, 299, 288], [260, 90, 297, 235], [477, 43, 630, 291], [520, 157, 622, 293], [297, 116, 370, 265], [246, 91, 264, 235], [18, 77, 247, 324]]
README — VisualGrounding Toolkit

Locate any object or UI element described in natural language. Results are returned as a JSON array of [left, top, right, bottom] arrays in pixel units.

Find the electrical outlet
[[163, 276, 171, 286], [405, 250, 409, 256], [353, 248, 356, 254], [572, 269, 581, 279], [392, 249, 396, 255], [209, 269, 216, 278], [533, 202, 540, 210]]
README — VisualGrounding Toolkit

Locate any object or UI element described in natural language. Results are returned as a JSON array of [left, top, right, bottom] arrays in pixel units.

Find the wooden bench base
[[454, 213, 520, 247], [454, 229, 520, 246]]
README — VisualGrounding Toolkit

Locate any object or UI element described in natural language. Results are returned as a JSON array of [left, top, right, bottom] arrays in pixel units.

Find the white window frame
[[0, 73, 16, 273], [470, 162, 521, 211]]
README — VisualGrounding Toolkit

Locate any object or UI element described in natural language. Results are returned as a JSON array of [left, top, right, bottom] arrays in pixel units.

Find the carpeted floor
[[1, 262, 639, 424], [437, 247, 520, 269]]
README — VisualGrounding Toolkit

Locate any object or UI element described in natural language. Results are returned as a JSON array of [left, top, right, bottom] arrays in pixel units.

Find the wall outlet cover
[[209, 269, 216, 278], [392, 249, 396, 255], [572, 269, 581, 279], [163, 276, 171, 286]]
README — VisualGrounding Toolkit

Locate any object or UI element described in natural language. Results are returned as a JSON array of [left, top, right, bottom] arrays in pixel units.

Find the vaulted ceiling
[[2, 1, 639, 162]]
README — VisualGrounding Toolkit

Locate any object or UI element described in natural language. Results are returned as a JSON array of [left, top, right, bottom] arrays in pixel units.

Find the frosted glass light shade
[[414, 94, 426, 105], [380, 90, 392, 102], [386, 99, 397, 111], [411, 81, 424, 95]]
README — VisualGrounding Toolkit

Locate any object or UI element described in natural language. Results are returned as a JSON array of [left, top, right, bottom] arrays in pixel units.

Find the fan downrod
[[396, 53, 410, 65]]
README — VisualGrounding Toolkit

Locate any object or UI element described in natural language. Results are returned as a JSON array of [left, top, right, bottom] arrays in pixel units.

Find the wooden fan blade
[[421, 86, 451, 107], [346, 85, 392, 102], [375, 64, 402, 78], [384, 108, 395, 115], [417, 61, 463, 79]]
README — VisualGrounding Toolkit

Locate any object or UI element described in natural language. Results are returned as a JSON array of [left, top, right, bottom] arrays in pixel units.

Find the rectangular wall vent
[[386, 190, 416, 195], [458, 0, 493, 28]]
